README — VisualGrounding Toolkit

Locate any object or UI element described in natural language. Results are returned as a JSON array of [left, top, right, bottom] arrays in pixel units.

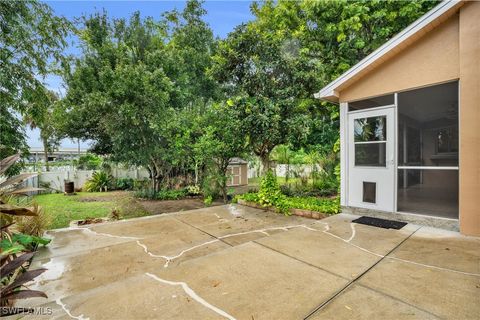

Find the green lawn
[[33, 192, 149, 229]]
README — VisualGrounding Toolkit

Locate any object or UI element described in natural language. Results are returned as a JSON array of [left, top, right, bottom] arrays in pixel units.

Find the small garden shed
[[316, 0, 479, 236], [226, 158, 248, 187]]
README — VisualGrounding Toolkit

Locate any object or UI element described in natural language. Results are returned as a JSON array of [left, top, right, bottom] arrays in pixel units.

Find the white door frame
[[342, 99, 397, 212]]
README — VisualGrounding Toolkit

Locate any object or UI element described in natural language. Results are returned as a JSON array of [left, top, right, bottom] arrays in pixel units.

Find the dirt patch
[[77, 191, 130, 203], [139, 198, 224, 215], [77, 217, 106, 225]]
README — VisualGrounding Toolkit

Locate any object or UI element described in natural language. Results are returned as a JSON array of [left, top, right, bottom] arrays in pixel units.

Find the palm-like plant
[[0, 154, 44, 216], [84, 171, 113, 192], [0, 154, 49, 313]]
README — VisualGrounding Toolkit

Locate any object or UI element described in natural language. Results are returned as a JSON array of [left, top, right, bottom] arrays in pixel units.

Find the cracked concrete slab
[[24, 274, 226, 320], [319, 214, 420, 255], [90, 216, 191, 238], [256, 226, 381, 279], [156, 242, 348, 320], [388, 227, 480, 274], [17, 205, 480, 320], [34, 228, 133, 260], [358, 258, 480, 319], [174, 205, 309, 241], [309, 284, 440, 320]]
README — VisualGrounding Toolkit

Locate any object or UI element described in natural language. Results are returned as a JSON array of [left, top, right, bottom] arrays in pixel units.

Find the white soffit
[[315, 0, 463, 102]]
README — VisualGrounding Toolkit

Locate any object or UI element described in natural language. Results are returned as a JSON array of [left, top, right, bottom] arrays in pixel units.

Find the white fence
[[247, 164, 319, 179], [22, 167, 150, 193]]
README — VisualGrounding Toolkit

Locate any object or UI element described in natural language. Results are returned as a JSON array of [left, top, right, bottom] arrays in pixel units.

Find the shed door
[[231, 166, 241, 186], [348, 107, 395, 212]]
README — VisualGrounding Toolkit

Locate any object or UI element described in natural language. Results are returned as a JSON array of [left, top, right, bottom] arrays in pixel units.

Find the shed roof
[[229, 157, 248, 165], [315, 0, 463, 103]]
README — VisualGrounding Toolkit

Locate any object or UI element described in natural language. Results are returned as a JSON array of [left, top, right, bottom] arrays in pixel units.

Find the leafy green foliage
[[1, 252, 48, 311], [1, 233, 50, 252], [59, 1, 218, 192], [55, 0, 439, 199], [14, 203, 51, 237], [238, 169, 340, 215], [0, 108, 28, 176], [76, 154, 103, 170], [0, 1, 70, 170], [238, 191, 340, 216], [186, 185, 201, 196], [134, 188, 187, 201], [257, 170, 286, 209], [211, 22, 311, 171], [115, 177, 135, 191], [84, 171, 113, 192], [24, 88, 62, 172], [284, 196, 340, 215], [0, 158, 51, 309], [203, 195, 213, 207], [194, 102, 247, 202]]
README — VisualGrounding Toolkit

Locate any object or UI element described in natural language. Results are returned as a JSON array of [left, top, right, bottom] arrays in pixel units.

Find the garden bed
[[237, 199, 328, 220]]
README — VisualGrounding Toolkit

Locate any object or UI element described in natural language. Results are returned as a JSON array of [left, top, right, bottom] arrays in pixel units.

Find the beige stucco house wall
[[317, 1, 479, 236]]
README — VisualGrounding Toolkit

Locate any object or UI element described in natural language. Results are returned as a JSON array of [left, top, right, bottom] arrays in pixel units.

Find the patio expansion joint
[[302, 225, 445, 320], [253, 241, 350, 281], [354, 283, 446, 320]]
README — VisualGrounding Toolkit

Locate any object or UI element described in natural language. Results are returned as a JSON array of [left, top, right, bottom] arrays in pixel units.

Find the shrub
[[186, 185, 201, 196], [284, 196, 340, 215], [133, 188, 187, 200], [238, 192, 259, 203], [112, 195, 150, 219], [201, 173, 221, 200], [204, 195, 213, 206], [258, 170, 285, 207], [133, 189, 157, 199], [237, 192, 340, 216], [76, 153, 102, 170], [156, 189, 187, 200], [0, 154, 50, 310], [84, 171, 113, 192], [133, 179, 150, 191], [15, 203, 51, 237], [255, 170, 290, 214], [115, 177, 134, 190]]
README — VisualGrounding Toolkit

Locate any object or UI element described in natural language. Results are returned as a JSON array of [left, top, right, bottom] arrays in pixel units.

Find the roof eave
[[314, 89, 339, 104]]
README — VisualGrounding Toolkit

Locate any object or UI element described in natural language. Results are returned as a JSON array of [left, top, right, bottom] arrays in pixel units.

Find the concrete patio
[[19, 205, 480, 319]]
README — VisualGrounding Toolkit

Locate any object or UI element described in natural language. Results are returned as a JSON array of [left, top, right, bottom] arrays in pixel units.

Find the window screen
[[348, 94, 394, 111]]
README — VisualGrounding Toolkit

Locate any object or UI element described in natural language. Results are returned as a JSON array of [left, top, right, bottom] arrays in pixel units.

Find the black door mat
[[352, 216, 407, 230]]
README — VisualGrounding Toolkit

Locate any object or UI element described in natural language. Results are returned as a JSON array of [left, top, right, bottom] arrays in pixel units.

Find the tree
[[0, 107, 28, 176], [0, 1, 70, 158], [23, 88, 62, 171], [210, 23, 311, 173], [61, 11, 174, 189], [60, 1, 218, 190], [212, 0, 439, 172], [194, 102, 247, 202]]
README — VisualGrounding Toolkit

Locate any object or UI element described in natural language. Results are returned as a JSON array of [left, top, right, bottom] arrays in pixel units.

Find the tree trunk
[[260, 152, 271, 175], [42, 138, 50, 172], [219, 161, 229, 203]]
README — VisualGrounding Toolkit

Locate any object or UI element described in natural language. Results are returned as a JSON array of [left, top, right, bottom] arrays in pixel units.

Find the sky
[[27, 0, 254, 149]]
